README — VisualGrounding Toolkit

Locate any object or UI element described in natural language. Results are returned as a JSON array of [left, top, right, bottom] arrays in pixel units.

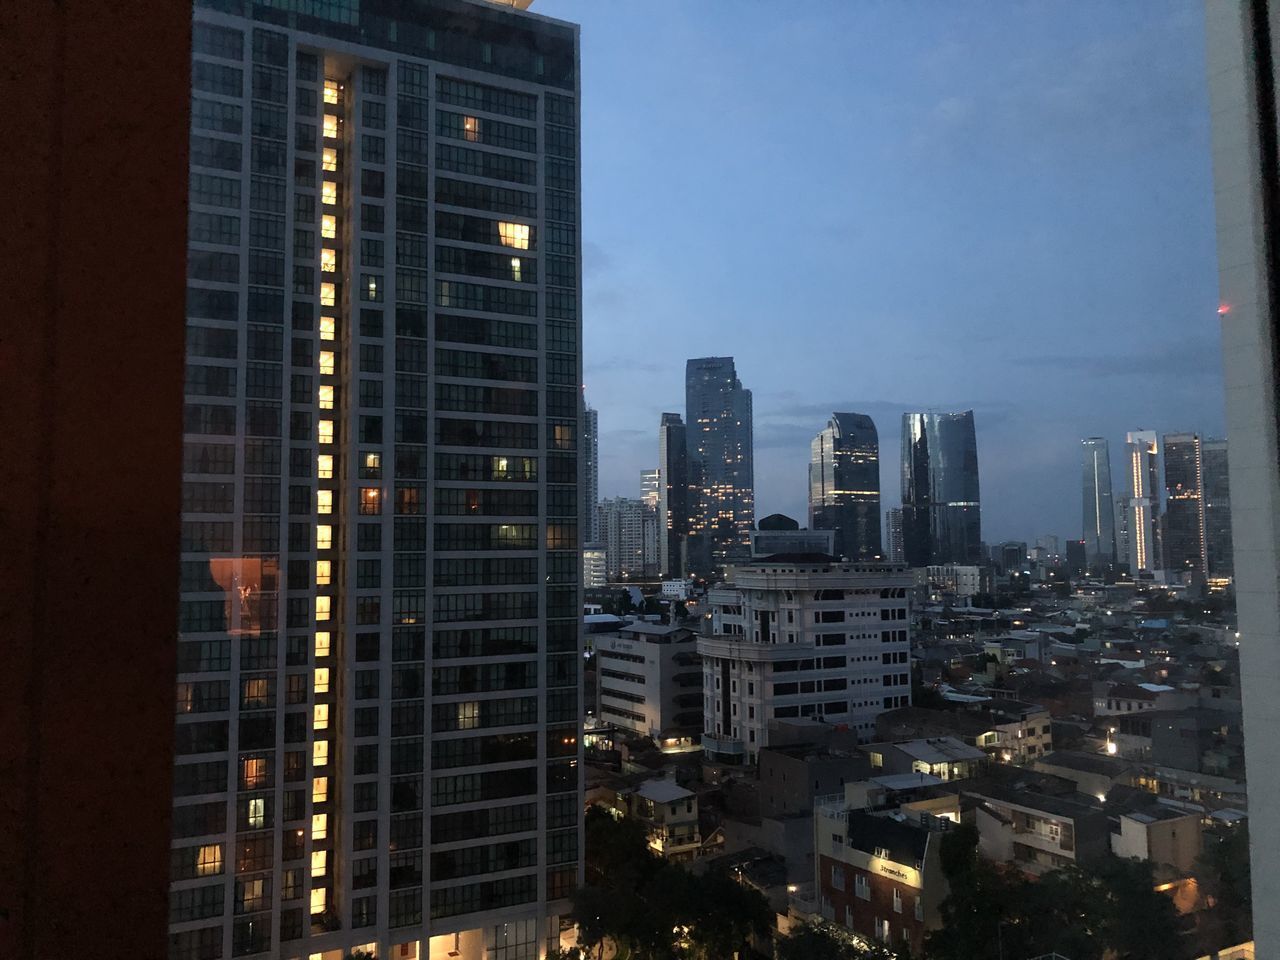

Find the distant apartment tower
[[598, 497, 659, 578], [699, 556, 912, 763], [809, 412, 882, 560], [1081, 437, 1117, 570], [583, 542, 607, 589], [886, 508, 905, 562], [583, 399, 600, 542], [1202, 438, 1232, 577], [174, 4, 583, 958], [657, 413, 689, 578], [1163, 432, 1207, 575], [1121, 430, 1163, 574], [685, 357, 754, 575], [900, 411, 981, 565], [640, 468, 660, 509]]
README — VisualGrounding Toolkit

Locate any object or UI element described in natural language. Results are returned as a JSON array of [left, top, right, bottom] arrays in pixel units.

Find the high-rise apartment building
[[1205, 3, 1280, 949], [657, 412, 689, 579], [900, 411, 981, 566], [583, 399, 599, 542], [1202, 438, 1233, 577], [597, 497, 659, 578], [698, 556, 912, 762], [640, 468, 660, 510], [1081, 437, 1117, 571], [885, 508, 905, 563], [1163, 432, 1207, 575], [685, 357, 754, 576], [176, 4, 582, 958], [1121, 430, 1163, 575], [809, 412, 882, 561]]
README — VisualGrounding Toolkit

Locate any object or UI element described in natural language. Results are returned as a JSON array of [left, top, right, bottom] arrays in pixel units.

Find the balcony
[[701, 732, 745, 757]]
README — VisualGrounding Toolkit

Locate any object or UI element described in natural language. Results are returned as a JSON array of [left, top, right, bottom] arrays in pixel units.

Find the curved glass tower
[[1081, 437, 1117, 571], [685, 357, 754, 574], [809, 412, 881, 560], [900, 411, 981, 565]]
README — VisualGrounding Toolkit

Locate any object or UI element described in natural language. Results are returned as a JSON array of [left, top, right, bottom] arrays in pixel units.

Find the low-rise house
[[1110, 801, 1202, 876], [815, 801, 952, 956], [876, 700, 1052, 764], [860, 737, 986, 782], [964, 772, 1110, 875], [629, 777, 703, 862], [1034, 750, 1136, 801]]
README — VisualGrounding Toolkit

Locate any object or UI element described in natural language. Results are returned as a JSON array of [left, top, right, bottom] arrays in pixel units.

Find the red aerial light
[[1218, 303, 1231, 315]]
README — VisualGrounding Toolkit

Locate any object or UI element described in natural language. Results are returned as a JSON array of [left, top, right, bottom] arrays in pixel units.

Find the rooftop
[[634, 778, 694, 804]]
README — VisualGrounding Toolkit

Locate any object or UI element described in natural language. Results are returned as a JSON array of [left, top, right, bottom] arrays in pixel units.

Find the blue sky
[[535, 0, 1224, 544]]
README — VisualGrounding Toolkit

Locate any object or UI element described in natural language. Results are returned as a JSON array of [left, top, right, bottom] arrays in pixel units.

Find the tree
[[778, 922, 898, 960], [1195, 823, 1253, 947], [682, 868, 772, 959]]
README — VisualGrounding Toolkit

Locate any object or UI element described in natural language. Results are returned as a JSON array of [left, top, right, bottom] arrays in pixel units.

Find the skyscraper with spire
[[1081, 437, 1117, 572]]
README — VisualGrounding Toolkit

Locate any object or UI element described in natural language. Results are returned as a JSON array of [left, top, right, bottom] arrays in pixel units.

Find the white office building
[[698, 557, 912, 764]]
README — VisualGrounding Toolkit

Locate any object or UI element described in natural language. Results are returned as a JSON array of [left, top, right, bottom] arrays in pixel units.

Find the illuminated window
[[314, 632, 331, 658], [464, 115, 479, 141], [196, 844, 223, 877], [323, 114, 339, 139], [318, 419, 334, 444], [365, 276, 378, 299], [315, 596, 331, 621], [322, 181, 337, 205], [311, 849, 328, 879], [248, 797, 266, 829], [318, 455, 334, 479], [318, 384, 334, 410], [322, 147, 337, 172], [241, 756, 270, 789], [242, 677, 270, 708], [319, 350, 335, 375], [315, 667, 330, 693], [316, 524, 332, 549], [510, 257, 522, 282], [310, 886, 327, 914], [312, 812, 328, 840], [321, 214, 337, 238], [320, 282, 335, 306], [498, 221, 530, 250], [321, 248, 337, 273], [312, 739, 329, 766], [319, 316, 336, 341], [317, 489, 333, 514], [316, 560, 331, 586], [323, 79, 339, 104], [359, 487, 381, 515], [314, 703, 329, 730], [312, 776, 328, 803], [365, 452, 381, 472]]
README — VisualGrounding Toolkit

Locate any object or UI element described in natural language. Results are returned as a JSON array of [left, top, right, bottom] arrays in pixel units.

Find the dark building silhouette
[[1164, 432, 1207, 575], [1203, 437, 1233, 577], [809, 412, 882, 560], [900, 411, 982, 565], [658, 412, 689, 578], [685, 357, 754, 574]]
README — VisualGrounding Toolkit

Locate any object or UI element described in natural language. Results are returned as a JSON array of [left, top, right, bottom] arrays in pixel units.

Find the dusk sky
[[537, 0, 1224, 545]]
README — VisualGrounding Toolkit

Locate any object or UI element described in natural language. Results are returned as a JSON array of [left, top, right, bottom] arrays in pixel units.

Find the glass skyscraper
[[900, 411, 981, 566], [684, 357, 754, 575], [176, 2, 582, 958], [1163, 432, 1206, 575], [1081, 437, 1116, 572], [809, 412, 881, 561]]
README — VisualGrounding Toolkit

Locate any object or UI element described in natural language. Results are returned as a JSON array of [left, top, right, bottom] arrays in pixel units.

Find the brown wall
[[0, 0, 190, 956], [819, 855, 928, 955]]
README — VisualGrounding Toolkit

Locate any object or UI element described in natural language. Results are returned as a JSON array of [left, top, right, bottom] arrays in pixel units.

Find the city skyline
[[540, 0, 1225, 543]]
